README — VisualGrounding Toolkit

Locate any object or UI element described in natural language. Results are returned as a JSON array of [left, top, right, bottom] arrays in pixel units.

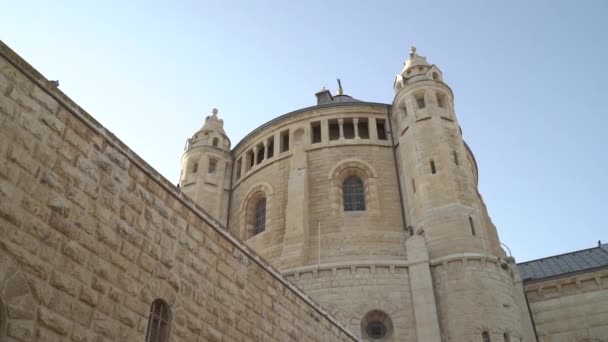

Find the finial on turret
[[211, 108, 218, 117], [409, 46, 417, 57], [336, 78, 344, 95]]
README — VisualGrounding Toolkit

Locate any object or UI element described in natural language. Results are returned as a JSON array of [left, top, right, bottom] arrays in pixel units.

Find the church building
[[0, 40, 606, 342]]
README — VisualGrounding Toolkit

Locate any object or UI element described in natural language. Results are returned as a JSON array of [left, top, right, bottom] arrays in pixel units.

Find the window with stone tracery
[[343, 176, 365, 211], [145, 299, 171, 342], [482, 331, 491, 342]]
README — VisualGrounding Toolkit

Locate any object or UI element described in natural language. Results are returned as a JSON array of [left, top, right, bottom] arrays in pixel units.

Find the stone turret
[[392, 48, 536, 342], [180, 108, 232, 225]]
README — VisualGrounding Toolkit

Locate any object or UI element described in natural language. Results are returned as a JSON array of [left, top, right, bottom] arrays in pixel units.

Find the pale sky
[[1, 0, 607, 262]]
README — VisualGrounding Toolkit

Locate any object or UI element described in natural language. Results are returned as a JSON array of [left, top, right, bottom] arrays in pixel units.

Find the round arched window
[[361, 310, 393, 341]]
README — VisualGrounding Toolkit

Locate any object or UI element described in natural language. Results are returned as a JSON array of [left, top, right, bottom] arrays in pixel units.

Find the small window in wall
[[436, 93, 447, 108], [235, 158, 242, 179], [212, 137, 219, 147], [469, 216, 476, 236], [329, 119, 340, 140], [430, 159, 436, 174], [358, 118, 369, 139], [432, 72, 439, 80], [254, 198, 266, 235], [403, 103, 408, 118], [191, 161, 198, 174], [367, 321, 387, 340], [208, 158, 217, 174], [311, 121, 321, 143], [256, 143, 265, 164], [412, 178, 416, 193], [361, 310, 393, 341], [266, 137, 274, 159], [376, 119, 387, 140], [343, 119, 355, 139], [453, 151, 459, 166], [503, 333, 510, 342], [280, 130, 290, 152], [415, 92, 426, 109], [482, 331, 491, 342], [343, 176, 365, 211], [246, 150, 254, 170], [145, 299, 171, 342]]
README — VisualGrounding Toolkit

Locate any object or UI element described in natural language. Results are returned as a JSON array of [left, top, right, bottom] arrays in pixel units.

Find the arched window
[[145, 299, 171, 342], [254, 198, 266, 234], [343, 176, 365, 211], [503, 332, 510, 342], [482, 331, 491, 342]]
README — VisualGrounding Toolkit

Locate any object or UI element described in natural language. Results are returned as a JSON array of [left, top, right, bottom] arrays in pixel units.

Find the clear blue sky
[[2, 1, 606, 262]]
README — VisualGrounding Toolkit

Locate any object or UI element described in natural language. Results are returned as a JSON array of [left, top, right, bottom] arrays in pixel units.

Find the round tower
[[180, 108, 232, 226], [392, 48, 535, 341]]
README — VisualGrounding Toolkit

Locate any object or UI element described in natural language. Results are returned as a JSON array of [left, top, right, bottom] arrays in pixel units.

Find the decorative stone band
[[0, 41, 359, 341], [282, 260, 411, 279], [281, 253, 512, 279], [523, 268, 608, 295]]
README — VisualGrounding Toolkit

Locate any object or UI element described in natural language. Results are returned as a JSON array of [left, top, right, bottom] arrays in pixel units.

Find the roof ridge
[[518, 246, 602, 265]]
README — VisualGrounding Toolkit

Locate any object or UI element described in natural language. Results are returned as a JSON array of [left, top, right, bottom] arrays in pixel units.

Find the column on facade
[[338, 118, 344, 140]]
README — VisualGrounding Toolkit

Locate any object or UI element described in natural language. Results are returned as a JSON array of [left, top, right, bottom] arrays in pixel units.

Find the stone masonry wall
[[0, 41, 357, 341], [524, 269, 608, 342], [285, 264, 417, 342]]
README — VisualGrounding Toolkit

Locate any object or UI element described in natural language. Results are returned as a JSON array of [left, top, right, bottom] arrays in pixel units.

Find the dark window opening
[[366, 321, 387, 340], [430, 160, 436, 174], [212, 137, 219, 147], [280, 130, 290, 152], [436, 93, 446, 108], [482, 331, 491, 342], [432, 72, 439, 80], [469, 216, 476, 236], [235, 158, 242, 179], [403, 103, 408, 118], [343, 176, 365, 211], [415, 93, 426, 109], [208, 158, 217, 174], [453, 151, 459, 166], [311, 121, 321, 143], [145, 299, 171, 342], [191, 161, 198, 174], [343, 119, 355, 139], [358, 118, 369, 139], [246, 150, 254, 170], [412, 178, 416, 193], [376, 119, 387, 140], [329, 120, 340, 140], [254, 198, 266, 235], [256, 143, 264, 164], [503, 333, 510, 342], [267, 137, 274, 158]]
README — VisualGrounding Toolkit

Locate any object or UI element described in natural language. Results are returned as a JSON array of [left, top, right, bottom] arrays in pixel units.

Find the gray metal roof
[[517, 243, 608, 282]]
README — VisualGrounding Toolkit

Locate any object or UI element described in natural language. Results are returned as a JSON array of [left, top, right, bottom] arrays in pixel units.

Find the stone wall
[[284, 263, 417, 342], [0, 41, 357, 341], [524, 269, 608, 342]]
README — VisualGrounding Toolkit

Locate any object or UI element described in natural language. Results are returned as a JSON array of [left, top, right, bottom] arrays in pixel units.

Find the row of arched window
[[247, 175, 367, 238]]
